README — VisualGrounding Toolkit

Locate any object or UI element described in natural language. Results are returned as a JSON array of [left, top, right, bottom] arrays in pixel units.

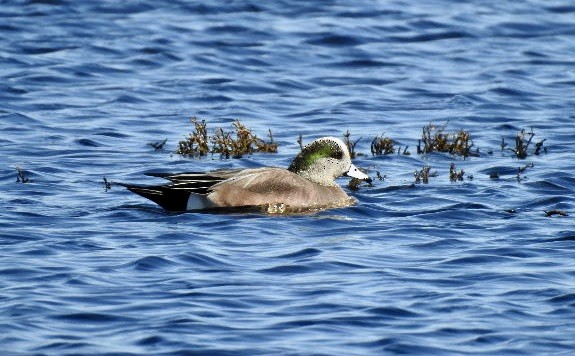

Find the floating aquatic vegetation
[[177, 118, 277, 158], [418, 122, 476, 157], [148, 138, 167, 151], [516, 162, 534, 182], [512, 128, 534, 159], [256, 129, 278, 153], [15, 165, 30, 183], [177, 117, 209, 157], [414, 165, 436, 184], [348, 177, 361, 191], [533, 138, 547, 155], [343, 130, 360, 159], [211, 126, 238, 158], [347, 176, 374, 191], [508, 127, 547, 159], [297, 134, 304, 151], [211, 120, 277, 158], [449, 163, 465, 181], [371, 136, 395, 155], [103, 177, 112, 191], [544, 210, 569, 217]]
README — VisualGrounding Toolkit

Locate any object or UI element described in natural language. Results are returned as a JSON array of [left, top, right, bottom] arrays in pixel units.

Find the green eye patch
[[288, 140, 343, 173]]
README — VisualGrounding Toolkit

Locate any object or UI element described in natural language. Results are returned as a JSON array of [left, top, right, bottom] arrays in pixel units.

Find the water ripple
[[1, 0, 574, 355]]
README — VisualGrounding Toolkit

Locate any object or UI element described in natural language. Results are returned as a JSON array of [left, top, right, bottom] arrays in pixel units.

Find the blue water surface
[[2, 0, 575, 354]]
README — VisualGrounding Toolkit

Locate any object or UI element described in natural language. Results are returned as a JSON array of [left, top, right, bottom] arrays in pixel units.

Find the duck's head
[[288, 136, 371, 186]]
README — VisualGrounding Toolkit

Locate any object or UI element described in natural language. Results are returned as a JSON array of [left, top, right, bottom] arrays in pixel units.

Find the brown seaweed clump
[[348, 177, 374, 191], [509, 127, 546, 159], [414, 165, 436, 184], [371, 136, 395, 155], [343, 130, 360, 159], [177, 118, 277, 158], [449, 163, 465, 181], [418, 122, 476, 158], [211, 120, 277, 158], [177, 118, 210, 156], [348, 177, 361, 191]]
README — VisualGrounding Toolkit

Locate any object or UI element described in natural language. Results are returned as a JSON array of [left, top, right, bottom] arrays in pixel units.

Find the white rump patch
[[186, 193, 208, 211]]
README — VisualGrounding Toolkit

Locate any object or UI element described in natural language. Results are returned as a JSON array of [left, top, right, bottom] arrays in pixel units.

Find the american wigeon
[[122, 137, 371, 213]]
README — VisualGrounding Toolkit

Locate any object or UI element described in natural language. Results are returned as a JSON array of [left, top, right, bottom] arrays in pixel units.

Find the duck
[[121, 136, 371, 214]]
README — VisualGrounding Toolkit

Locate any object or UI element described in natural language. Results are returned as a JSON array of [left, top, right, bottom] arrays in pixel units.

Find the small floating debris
[[148, 138, 167, 151], [103, 177, 112, 191], [449, 163, 465, 182], [15, 165, 30, 183], [297, 134, 304, 150], [414, 165, 436, 184], [516, 162, 534, 182], [399, 145, 410, 156], [545, 210, 569, 217], [534, 138, 547, 155], [510, 127, 547, 159]]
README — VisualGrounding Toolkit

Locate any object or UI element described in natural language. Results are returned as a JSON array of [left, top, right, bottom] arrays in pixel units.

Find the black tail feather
[[122, 184, 191, 211]]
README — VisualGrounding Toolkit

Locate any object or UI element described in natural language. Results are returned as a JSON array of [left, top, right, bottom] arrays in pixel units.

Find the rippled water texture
[[2, 1, 575, 354]]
